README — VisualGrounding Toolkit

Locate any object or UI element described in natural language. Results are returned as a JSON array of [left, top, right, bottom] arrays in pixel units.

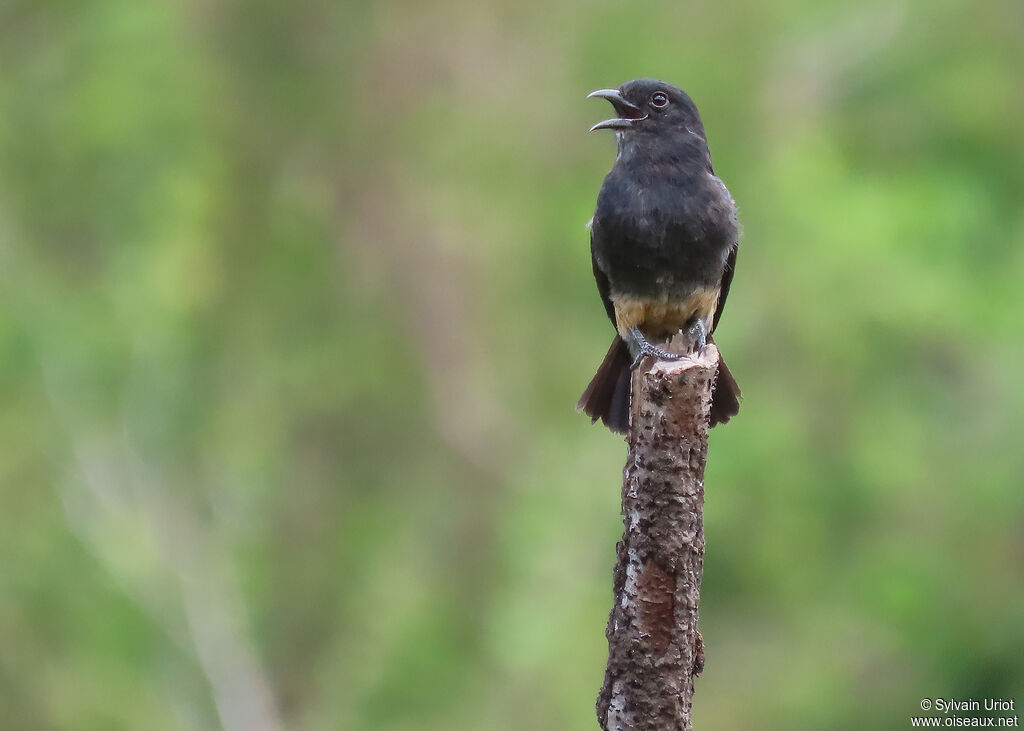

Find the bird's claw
[[687, 319, 707, 354], [627, 327, 684, 369]]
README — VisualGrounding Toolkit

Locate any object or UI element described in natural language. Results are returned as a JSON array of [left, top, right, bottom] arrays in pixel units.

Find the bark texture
[[596, 342, 717, 731]]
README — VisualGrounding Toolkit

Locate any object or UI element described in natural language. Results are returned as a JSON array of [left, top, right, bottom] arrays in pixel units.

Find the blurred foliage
[[1, 0, 1022, 729]]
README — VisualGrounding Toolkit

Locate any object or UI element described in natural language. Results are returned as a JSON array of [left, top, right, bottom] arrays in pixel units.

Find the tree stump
[[596, 343, 717, 731]]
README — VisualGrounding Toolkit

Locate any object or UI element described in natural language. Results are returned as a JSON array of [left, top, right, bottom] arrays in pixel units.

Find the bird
[[578, 78, 741, 434]]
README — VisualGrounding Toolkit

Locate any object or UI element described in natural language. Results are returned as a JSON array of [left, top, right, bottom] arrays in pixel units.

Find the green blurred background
[[1, 1, 1022, 729]]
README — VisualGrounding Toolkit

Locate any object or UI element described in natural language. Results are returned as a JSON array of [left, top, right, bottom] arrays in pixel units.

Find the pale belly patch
[[613, 289, 719, 339]]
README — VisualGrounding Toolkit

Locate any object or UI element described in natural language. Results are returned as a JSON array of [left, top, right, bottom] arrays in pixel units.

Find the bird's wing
[[712, 243, 737, 334], [591, 229, 617, 328]]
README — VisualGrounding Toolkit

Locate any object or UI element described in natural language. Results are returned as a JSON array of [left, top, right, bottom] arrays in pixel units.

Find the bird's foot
[[687, 319, 707, 354], [627, 327, 684, 369]]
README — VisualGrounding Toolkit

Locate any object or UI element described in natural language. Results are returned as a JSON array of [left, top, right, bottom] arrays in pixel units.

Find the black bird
[[578, 79, 741, 434]]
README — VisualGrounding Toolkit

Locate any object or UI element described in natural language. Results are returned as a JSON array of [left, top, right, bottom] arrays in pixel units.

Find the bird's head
[[588, 79, 706, 140]]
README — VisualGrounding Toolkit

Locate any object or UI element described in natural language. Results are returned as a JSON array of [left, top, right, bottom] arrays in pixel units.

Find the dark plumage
[[578, 79, 741, 433]]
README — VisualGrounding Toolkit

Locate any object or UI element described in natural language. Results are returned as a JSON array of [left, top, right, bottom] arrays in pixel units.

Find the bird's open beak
[[587, 89, 646, 131]]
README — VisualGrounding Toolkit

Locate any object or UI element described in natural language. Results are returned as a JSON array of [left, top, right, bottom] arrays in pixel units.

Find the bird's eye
[[650, 92, 669, 108]]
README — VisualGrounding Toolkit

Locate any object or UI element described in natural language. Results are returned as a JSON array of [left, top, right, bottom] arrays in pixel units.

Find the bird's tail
[[577, 336, 632, 434], [709, 336, 741, 427], [579, 335, 741, 433]]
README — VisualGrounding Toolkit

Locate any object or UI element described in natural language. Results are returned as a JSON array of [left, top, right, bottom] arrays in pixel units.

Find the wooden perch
[[596, 341, 718, 731]]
